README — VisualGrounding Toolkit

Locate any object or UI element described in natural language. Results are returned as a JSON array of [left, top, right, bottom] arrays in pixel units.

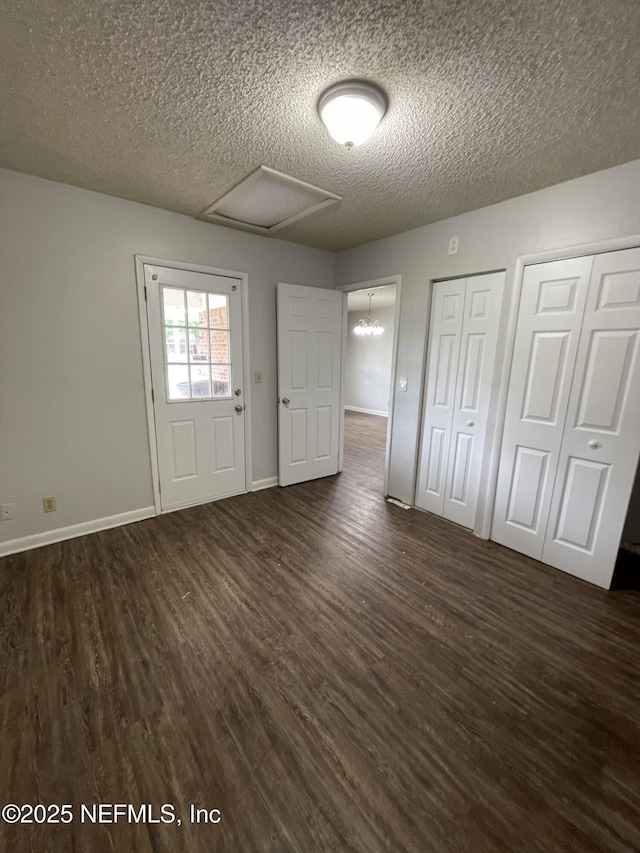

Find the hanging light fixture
[[354, 292, 384, 336], [318, 80, 387, 148]]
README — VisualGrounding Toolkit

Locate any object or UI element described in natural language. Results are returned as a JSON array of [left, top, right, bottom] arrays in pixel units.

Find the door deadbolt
[[234, 388, 242, 396]]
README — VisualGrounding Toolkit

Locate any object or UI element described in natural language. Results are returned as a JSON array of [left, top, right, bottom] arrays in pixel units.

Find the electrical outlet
[[42, 496, 57, 513], [448, 236, 459, 255], [0, 503, 14, 520], [399, 377, 408, 392], [255, 371, 263, 384]]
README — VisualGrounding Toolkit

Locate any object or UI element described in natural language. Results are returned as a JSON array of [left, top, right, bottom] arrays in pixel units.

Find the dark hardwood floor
[[1, 410, 640, 852]]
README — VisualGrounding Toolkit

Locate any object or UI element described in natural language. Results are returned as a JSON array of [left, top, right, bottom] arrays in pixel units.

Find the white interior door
[[491, 256, 593, 558], [541, 247, 640, 587], [415, 272, 504, 528], [415, 279, 465, 516], [145, 264, 246, 511], [277, 283, 344, 487]]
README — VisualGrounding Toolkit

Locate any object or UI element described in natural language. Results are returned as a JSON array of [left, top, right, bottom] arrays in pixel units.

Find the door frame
[[336, 275, 402, 496], [481, 233, 640, 540], [135, 255, 252, 515]]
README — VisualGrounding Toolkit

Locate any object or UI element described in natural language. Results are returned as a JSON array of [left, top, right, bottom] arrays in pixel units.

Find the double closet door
[[492, 248, 640, 589], [415, 272, 504, 528]]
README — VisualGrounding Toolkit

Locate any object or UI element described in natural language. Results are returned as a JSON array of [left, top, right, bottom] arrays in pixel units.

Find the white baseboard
[[250, 476, 279, 491], [345, 405, 388, 417], [0, 506, 156, 558]]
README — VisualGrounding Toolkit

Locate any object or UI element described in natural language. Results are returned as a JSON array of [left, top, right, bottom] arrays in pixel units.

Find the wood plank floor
[[1, 410, 640, 852]]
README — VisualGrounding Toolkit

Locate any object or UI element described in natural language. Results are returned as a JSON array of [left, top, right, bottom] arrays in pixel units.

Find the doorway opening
[[340, 278, 400, 496], [614, 459, 640, 589]]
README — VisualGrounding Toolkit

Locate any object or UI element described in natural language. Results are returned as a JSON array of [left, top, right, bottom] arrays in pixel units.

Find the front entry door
[[144, 264, 246, 512], [277, 283, 344, 486]]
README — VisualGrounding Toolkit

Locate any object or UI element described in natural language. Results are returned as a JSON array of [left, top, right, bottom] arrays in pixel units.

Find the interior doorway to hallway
[[341, 279, 399, 495]]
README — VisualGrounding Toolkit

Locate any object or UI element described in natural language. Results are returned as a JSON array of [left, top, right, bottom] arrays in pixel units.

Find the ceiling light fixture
[[354, 292, 384, 336], [318, 81, 387, 148]]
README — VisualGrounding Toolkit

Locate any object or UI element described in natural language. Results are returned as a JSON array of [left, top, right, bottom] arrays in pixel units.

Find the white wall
[[345, 305, 395, 415], [0, 168, 334, 551], [336, 158, 640, 507]]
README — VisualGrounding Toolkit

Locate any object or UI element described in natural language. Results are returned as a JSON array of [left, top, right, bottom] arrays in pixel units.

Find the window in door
[[161, 287, 231, 401]]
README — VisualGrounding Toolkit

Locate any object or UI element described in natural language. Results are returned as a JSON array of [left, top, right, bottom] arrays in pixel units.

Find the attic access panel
[[200, 166, 341, 235]]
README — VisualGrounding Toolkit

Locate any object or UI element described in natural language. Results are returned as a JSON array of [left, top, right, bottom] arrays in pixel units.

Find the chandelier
[[354, 292, 384, 336]]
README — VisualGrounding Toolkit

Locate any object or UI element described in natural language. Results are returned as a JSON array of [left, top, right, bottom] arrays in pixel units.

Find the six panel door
[[415, 279, 466, 516], [277, 283, 344, 487], [416, 272, 504, 528], [491, 256, 593, 559], [541, 248, 640, 587]]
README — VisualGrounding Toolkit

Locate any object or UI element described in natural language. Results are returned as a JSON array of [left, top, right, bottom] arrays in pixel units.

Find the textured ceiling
[[2, 0, 640, 252]]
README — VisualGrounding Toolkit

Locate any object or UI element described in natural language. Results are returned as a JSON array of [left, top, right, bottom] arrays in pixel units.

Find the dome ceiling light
[[318, 80, 387, 148]]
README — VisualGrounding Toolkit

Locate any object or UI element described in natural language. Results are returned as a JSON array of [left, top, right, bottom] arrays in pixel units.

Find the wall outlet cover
[[0, 503, 15, 520], [43, 496, 57, 513]]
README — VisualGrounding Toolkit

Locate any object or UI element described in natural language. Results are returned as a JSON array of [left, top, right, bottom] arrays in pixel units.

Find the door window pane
[[165, 327, 187, 363], [190, 365, 211, 398], [209, 330, 229, 364], [163, 287, 186, 326], [167, 364, 189, 400], [189, 329, 209, 362], [208, 292, 228, 327], [187, 291, 208, 327], [211, 365, 230, 397], [162, 286, 233, 401]]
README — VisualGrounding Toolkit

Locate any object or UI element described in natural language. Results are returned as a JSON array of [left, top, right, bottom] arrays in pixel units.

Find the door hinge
[[144, 285, 148, 301], [158, 481, 162, 494], [151, 388, 155, 403]]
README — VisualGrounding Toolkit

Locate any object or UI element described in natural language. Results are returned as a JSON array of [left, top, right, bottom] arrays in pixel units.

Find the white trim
[[345, 405, 388, 417], [239, 272, 253, 496], [338, 292, 347, 473], [200, 166, 341, 235], [336, 275, 402, 496], [479, 233, 640, 540], [0, 507, 156, 557], [134, 255, 253, 514], [250, 476, 279, 491]]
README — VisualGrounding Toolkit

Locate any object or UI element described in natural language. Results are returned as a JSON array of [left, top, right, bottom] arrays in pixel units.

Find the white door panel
[[443, 274, 504, 528], [415, 279, 465, 515], [542, 247, 640, 587], [504, 446, 550, 532], [277, 283, 343, 486], [491, 256, 593, 558], [145, 264, 246, 511], [416, 272, 504, 528]]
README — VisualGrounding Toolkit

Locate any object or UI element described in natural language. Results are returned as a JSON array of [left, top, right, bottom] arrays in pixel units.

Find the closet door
[[415, 272, 504, 527], [542, 247, 640, 588], [491, 256, 593, 558], [444, 273, 504, 528], [415, 278, 465, 516]]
